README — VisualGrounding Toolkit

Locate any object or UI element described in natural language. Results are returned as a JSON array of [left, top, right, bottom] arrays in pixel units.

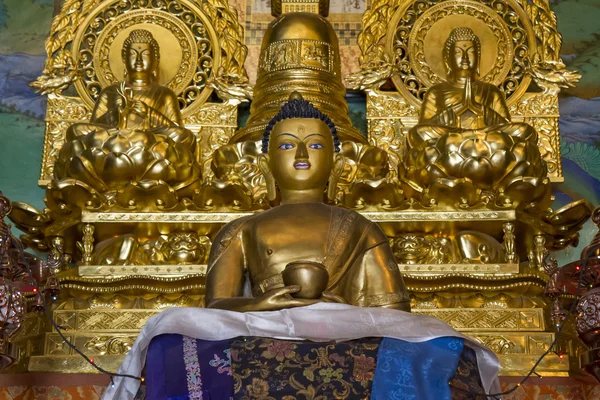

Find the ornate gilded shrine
[[4, 0, 596, 381]]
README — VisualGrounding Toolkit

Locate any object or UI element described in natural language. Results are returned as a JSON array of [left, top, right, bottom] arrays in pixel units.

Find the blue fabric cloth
[[146, 334, 188, 400], [145, 334, 232, 400], [370, 337, 465, 400]]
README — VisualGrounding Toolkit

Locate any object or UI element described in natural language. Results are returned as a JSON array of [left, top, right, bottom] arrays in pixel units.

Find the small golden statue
[[402, 28, 547, 207], [409, 28, 536, 145], [71, 29, 189, 138], [54, 29, 200, 207], [206, 93, 410, 312]]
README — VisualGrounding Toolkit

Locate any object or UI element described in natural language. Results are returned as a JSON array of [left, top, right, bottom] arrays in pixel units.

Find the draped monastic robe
[[205, 203, 411, 311]]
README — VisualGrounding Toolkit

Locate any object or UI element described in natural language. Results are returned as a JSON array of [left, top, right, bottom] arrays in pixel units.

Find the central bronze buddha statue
[[205, 94, 410, 312]]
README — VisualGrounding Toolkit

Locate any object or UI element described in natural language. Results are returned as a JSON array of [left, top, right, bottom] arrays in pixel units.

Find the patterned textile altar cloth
[[103, 304, 501, 399], [145, 335, 485, 400]]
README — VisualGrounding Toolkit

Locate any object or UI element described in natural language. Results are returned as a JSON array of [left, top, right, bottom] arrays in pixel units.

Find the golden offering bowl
[[282, 261, 329, 299]]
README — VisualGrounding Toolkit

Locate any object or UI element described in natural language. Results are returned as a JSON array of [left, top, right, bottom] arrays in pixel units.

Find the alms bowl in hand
[[282, 261, 329, 299]]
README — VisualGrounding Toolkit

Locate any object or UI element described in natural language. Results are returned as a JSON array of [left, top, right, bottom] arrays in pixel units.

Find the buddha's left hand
[[132, 100, 149, 117], [321, 292, 348, 304]]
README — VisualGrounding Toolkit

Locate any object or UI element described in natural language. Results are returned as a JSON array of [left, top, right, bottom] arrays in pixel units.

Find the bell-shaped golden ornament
[[231, 3, 365, 144]]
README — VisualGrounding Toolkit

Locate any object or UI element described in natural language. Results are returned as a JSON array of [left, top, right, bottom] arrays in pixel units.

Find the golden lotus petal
[[66, 156, 107, 192], [102, 132, 133, 153], [459, 157, 494, 187], [116, 180, 178, 211], [459, 138, 491, 158], [101, 152, 136, 187]]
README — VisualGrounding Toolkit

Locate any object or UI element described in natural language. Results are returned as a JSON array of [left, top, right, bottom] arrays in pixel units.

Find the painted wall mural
[[0, 0, 599, 266]]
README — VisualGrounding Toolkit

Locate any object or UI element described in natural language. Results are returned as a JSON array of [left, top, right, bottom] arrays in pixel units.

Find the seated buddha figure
[[55, 29, 199, 194], [205, 93, 410, 312], [403, 27, 544, 194], [71, 29, 191, 142], [409, 27, 536, 146]]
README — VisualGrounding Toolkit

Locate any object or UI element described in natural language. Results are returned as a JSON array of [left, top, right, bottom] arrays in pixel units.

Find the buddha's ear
[[327, 152, 345, 202], [443, 57, 450, 78], [332, 152, 345, 176], [257, 153, 277, 201]]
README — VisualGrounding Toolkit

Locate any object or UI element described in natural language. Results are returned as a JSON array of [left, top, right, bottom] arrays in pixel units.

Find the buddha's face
[[448, 40, 478, 78], [267, 118, 334, 192], [125, 42, 156, 82]]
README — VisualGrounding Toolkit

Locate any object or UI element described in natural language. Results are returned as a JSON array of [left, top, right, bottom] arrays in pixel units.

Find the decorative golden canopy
[[230, 12, 366, 144]]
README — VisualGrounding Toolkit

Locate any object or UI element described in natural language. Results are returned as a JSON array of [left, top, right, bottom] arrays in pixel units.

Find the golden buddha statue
[[54, 29, 200, 200], [409, 27, 536, 146], [205, 93, 410, 312], [401, 28, 547, 207]]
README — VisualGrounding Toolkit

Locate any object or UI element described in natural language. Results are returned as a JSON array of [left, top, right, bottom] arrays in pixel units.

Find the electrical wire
[[448, 258, 588, 399], [10, 236, 142, 384]]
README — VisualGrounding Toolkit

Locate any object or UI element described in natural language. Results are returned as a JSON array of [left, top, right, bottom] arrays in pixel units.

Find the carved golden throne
[[36, 0, 249, 187], [355, 0, 576, 181], [343, 0, 591, 377], [6, 0, 594, 379], [10, 0, 254, 373]]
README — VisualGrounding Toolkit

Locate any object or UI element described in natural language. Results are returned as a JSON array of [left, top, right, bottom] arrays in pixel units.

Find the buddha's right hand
[[464, 77, 485, 116], [254, 286, 321, 311]]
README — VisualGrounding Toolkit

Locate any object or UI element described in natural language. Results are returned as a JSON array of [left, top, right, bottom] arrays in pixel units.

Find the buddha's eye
[[308, 143, 324, 149], [278, 143, 295, 150]]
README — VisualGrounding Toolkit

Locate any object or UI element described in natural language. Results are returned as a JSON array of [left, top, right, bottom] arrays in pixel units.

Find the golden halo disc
[[93, 9, 197, 96], [408, 1, 514, 88], [421, 15, 499, 83]]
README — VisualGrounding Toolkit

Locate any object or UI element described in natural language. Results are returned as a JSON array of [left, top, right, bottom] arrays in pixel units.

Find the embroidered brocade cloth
[[231, 337, 381, 400], [145, 335, 485, 400]]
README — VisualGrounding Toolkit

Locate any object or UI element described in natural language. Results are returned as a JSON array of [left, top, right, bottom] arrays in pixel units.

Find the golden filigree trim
[[59, 284, 205, 293], [61, 273, 206, 284], [80, 210, 516, 223], [360, 292, 411, 307]]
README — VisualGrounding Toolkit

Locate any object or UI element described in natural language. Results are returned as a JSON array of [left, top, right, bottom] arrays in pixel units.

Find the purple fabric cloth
[[145, 334, 232, 400]]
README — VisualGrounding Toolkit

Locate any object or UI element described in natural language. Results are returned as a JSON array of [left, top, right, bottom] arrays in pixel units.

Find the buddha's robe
[[206, 203, 411, 311], [68, 83, 193, 147], [409, 81, 536, 147]]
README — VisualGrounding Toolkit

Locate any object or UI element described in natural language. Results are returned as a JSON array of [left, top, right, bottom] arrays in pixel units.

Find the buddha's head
[[122, 29, 160, 85], [257, 92, 344, 203], [443, 27, 481, 81]]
